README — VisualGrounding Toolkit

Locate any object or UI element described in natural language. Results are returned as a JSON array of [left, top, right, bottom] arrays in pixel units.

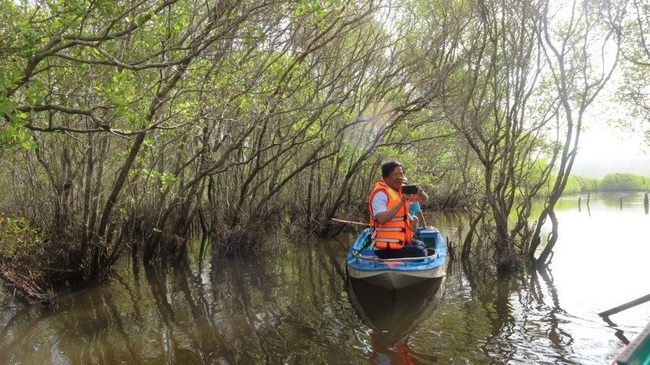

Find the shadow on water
[[346, 277, 446, 364]]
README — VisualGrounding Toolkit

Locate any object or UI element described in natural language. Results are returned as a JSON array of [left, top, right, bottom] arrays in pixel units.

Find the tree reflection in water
[[1, 196, 649, 364]]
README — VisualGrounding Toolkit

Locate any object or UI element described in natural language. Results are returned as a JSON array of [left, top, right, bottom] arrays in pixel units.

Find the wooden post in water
[[578, 196, 582, 212], [620, 197, 623, 210], [587, 191, 591, 206], [644, 193, 649, 214]]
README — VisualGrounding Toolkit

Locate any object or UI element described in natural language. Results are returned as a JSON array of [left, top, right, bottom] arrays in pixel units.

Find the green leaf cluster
[[599, 173, 650, 191], [562, 173, 649, 194], [0, 215, 43, 261]]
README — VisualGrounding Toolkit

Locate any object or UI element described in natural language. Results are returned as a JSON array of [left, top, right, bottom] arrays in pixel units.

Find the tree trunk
[[535, 209, 557, 266]]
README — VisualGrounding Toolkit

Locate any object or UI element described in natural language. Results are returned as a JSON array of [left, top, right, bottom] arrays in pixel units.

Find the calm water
[[0, 192, 649, 364]]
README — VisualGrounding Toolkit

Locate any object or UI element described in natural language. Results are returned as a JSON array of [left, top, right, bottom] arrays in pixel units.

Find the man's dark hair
[[381, 160, 403, 178]]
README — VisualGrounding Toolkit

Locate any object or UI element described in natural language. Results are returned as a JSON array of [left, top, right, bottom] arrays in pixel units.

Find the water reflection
[[0, 192, 648, 364], [0, 236, 368, 364], [347, 277, 445, 364]]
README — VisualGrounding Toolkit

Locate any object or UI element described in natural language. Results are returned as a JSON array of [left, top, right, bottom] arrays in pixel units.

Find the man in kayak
[[368, 160, 428, 259]]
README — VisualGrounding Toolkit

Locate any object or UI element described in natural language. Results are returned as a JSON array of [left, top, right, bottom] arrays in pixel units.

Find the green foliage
[[0, 93, 37, 148], [294, 0, 344, 25], [560, 175, 599, 194], [141, 169, 179, 193], [0, 0, 641, 295], [576, 176, 599, 192], [599, 173, 649, 191], [0, 215, 43, 260], [561, 174, 648, 194]]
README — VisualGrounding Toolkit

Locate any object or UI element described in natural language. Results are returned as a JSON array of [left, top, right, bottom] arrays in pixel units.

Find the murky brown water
[[0, 192, 648, 364]]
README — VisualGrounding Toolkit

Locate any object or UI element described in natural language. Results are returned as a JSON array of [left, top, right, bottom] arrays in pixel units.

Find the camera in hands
[[401, 184, 419, 195]]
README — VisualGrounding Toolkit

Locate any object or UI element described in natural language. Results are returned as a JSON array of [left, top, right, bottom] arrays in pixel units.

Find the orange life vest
[[368, 180, 413, 250]]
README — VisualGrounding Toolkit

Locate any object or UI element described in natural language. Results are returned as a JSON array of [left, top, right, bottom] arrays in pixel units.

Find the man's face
[[385, 166, 405, 191]]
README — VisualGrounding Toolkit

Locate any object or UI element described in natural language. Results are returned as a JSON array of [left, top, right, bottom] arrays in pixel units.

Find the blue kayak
[[346, 227, 448, 290], [614, 321, 650, 365]]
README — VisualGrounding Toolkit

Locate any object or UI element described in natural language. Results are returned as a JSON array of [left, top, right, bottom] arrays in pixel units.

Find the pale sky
[[572, 118, 650, 178], [570, 84, 650, 177], [578, 123, 646, 161]]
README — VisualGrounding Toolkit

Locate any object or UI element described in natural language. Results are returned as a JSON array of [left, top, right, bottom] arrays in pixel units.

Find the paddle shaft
[[331, 218, 369, 226], [599, 293, 650, 317]]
